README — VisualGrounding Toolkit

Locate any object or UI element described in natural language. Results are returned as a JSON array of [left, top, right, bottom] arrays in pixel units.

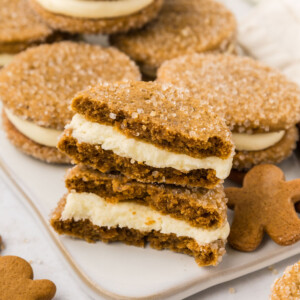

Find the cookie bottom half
[[2, 110, 71, 164], [51, 196, 227, 267], [58, 133, 221, 189], [233, 126, 298, 171], [29, 0, 163, 34]]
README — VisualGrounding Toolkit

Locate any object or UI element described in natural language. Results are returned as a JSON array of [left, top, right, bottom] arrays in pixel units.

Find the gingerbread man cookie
[[0, 256, 56, 300], [226, 164, 300, 252]]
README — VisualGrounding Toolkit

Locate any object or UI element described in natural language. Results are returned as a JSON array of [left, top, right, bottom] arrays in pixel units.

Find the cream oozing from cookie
[[67, 114, 233, 179], [0, 54, 15, 66], [232, 131, 285, 151], [62, 192, 230, 245], [35, 0, 154, 19], [5, 109, 62, 147]]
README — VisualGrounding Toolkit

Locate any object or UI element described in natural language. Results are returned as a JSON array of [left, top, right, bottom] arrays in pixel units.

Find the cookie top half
[[157, 54, 300, 133], [0, 0, 53, 47], [111, 0, 236, 70], [0, 42, 141, 130], [71, 81, 234, 159]]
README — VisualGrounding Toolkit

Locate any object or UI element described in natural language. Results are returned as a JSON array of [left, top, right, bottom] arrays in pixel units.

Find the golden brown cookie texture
[[270, 261, 300, 300], [51, 196, 226, 267], [0, 42, 141, 130], [64, 165, 228, 229], [157, 54, 300, 133], [233, 126, 298, 171], [226, 164, 300, 252], [2, 110, 71, 164], [111, 0, 237, 77], [0, 256, 56, 300], [0, 0, 66, 55], [29, 0, 163, 34], [57, 81, 234, 188]]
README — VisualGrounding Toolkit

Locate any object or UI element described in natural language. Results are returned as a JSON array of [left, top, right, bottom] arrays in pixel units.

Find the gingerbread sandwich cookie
[[28, 0, 163, 35], [111, 0, 236, 77], [158, 54, 300, 171], [0, 41, 140, 163], [270, 260, 300, 300], [0, 0, 68, 67], [58, 81, 234, 188], [51, 163, 230, 266]]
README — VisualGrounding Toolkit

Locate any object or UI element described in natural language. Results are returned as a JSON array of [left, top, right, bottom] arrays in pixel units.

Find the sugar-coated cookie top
[[111, 0, 236, 69], [71, 81, 234, 159], [0, 41, 141, 129], [271, 261, 300, 300], [157, 54, 300, 133], [0, 0, 53, 44]]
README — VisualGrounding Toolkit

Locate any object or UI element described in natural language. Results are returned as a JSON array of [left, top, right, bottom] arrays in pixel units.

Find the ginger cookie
[[58, 81, 234, 188], [270, 260, 300, 300], [28, 0, 163, 35], [158, 54, 300, 171], [225, 164, 300, 252], [0, 256, 56, 300], [111, 0, 237, 77], [0, 41, 140, 163], [0, 0, 68, 67]]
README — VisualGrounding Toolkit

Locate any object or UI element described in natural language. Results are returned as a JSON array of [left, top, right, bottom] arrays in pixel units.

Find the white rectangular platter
[[0, 114, 300, 300]]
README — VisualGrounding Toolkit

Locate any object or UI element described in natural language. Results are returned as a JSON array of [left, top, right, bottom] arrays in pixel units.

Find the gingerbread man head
[[226, 164, 300, 252], [0, 256, 56, 300]]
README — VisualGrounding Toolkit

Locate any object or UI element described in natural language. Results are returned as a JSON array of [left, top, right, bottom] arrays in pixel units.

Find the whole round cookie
[[157, 54, 300, 170], [0, 0, 65, 67], [0, 41, 141, 163], [28, 0, 163, 35], [111, 0, 237, 77], [270, 260, 300, 299]]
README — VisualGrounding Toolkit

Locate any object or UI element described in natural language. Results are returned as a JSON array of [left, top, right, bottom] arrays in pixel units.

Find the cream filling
[[5, 109, 62, 147], [68, 114, 233, 179], [0, 54, 15, 66], [62, 192, 230, 245], [35, 0, 154, 19], [232, 130, 285, 151]]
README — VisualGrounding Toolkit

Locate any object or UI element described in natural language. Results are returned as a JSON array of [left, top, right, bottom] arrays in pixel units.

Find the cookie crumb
[[0, 236, 4, 252], [229, 287, 236, 294]]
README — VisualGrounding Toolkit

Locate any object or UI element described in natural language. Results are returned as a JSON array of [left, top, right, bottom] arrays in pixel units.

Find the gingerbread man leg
[[229, 210, 264, 252]]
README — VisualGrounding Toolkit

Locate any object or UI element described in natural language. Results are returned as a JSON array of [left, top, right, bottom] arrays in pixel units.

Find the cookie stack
[[51, 81, 234, 266]]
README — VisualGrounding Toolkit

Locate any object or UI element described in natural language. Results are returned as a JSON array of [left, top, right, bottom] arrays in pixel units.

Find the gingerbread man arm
[[285, 179, 300, 204], [27, 280, 56, 300], [225, 187, 242, 209]]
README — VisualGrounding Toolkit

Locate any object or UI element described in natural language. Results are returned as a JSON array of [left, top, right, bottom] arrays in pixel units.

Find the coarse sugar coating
[[51, 196, 226, 267], [70, 81, 234, 159], [58, 132, 221, 188], [233, 126, 298, 170], [64, 165, 227, 228], [111, 0, 237, 75], [2, 110, 71, 164], [0, 42, 141, 130], [157, 54, 300, 133], [0, 0, 52, 46], [29, 0, 163, 35], [270, 261, 300, 299]]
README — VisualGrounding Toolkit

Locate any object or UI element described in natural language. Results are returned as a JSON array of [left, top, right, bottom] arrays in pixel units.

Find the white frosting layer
[[232, 130, 285, 151], [62, 192, 230, 245], [5, 109, 62, 147], [0, 54, 15, 66], [68, 114, 233, 179], [35, 0, 154, 19]]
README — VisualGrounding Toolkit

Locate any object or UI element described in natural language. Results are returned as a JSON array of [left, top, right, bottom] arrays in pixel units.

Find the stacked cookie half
[[51, 81, 234, 266]]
